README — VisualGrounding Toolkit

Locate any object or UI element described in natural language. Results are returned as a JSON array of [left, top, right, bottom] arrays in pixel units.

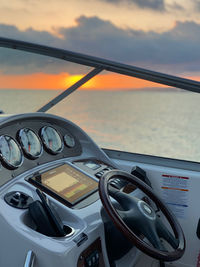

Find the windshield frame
[[1, 37, 200, 113]]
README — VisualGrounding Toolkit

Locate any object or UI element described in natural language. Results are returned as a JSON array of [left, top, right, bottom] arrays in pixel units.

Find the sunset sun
[[64, 74, 97, 89]]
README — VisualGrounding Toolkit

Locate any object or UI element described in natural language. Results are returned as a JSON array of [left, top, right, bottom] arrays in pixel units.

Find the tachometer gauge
[[64, 133, 75, 148], [40, 126, 63, 154], [0, 135, 23, 169], [18, 128, 43, 159]]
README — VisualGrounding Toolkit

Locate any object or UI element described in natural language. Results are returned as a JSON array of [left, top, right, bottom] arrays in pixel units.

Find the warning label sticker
[[161, 174, 189, 219]]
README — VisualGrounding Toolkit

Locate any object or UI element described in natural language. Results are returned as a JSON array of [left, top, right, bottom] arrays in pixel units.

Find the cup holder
[[22, 190, 76, 238], [23, 212, 75, 238], [63, 225, 75, 237]]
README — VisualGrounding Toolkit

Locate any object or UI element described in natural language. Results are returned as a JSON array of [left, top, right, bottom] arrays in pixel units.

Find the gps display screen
[[29, 164, 98, 205]]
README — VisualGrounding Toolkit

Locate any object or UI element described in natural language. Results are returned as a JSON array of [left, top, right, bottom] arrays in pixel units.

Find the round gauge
[[18, 128, 43, 159], [0, 135, 23, 169], [64, 133, 75, 148], [40, 126, 63, 154]]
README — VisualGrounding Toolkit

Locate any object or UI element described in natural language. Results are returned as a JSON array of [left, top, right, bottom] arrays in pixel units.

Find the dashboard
[[0, 113, 83, 186], [0, 112, 142, 267], [0, 112, 120, 208]]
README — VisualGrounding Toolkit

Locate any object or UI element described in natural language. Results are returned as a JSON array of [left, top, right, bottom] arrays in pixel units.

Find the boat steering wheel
[[99, 170, 185, 262]]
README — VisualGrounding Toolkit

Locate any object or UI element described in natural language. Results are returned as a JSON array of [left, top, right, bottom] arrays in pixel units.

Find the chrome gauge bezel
[[40, 126, 63, 155], [18, 128, 43, 159], [0, 135, 23, 169]]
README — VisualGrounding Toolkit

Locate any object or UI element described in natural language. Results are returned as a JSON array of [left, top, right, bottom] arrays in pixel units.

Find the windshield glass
[[48, 71, 200, 163], [0, 47, 91, 113], [1, 45, 200, 163]]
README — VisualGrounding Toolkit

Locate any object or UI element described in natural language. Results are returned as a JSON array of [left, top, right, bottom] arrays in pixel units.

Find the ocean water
[[1, 89, 200, 163]]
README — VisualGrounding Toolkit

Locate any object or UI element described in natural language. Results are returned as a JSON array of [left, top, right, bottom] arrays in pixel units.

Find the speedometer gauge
[[18, 128, 43, 159], [0, 135, 23, 169], [40, 126, 63, 154]]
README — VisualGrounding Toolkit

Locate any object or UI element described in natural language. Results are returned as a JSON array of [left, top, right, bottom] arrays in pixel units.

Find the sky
[[0, 0, 200, 90]]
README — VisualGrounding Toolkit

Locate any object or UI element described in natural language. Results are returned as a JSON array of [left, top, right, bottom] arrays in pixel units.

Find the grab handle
[[24, 251, 35, 267]]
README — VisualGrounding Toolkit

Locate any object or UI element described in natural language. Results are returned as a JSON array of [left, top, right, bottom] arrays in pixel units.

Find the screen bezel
[[28, 164, 98, 207]]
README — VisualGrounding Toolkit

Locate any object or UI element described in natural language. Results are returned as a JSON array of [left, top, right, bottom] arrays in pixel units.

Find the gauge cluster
[[0, 123, 78, 171]]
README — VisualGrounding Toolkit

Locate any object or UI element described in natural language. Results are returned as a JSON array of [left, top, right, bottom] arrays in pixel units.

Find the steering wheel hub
[[138, 200, 156, 220]]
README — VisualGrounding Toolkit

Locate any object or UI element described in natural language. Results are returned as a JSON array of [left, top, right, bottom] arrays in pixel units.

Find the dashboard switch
[[74, 233, 88, 247], [95, 172, 102, 178], [86, 257, 92, 267], [85, 250, 100, 267]]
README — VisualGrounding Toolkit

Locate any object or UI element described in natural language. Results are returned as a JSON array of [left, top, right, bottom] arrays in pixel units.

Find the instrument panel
[[0, 113, 82, 186], [0, 126, 76, 169]]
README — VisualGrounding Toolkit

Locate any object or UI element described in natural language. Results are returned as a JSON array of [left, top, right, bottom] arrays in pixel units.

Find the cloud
[[57, 17, 200, 74], [167, 1, 184, 11], [193, 0, 200, 10], [0, 24, 56, 44], [98, 0, 165, 10], [0, 16, 200, 76], [0, 24, 78, 74]]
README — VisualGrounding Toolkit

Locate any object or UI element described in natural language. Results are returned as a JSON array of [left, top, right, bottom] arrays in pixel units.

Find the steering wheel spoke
[[156, 217, 179, 249], [141, 222, 166, 251], [117, 207, 166, 251], [108, 185, 139, 210]]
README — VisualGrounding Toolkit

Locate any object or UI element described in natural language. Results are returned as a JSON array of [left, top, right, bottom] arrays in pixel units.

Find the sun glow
[[63, 73, 168, 90], [64, 74, 96, 89]]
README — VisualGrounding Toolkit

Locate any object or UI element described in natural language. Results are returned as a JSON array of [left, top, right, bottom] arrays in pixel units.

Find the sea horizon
[[0, 89, 199, 164]]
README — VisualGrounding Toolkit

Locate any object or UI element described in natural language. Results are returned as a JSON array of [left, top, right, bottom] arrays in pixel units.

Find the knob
[[4, 191, 33, 209]]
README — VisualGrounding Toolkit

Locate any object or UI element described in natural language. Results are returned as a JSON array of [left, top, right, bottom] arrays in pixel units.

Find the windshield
[[48, 78, 200, 162], [1, 44, 200, 163], [0, 47, 91, 113]]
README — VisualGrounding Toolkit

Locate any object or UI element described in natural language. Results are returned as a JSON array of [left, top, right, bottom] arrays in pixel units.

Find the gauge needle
[[28, 143, 31, 152]]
